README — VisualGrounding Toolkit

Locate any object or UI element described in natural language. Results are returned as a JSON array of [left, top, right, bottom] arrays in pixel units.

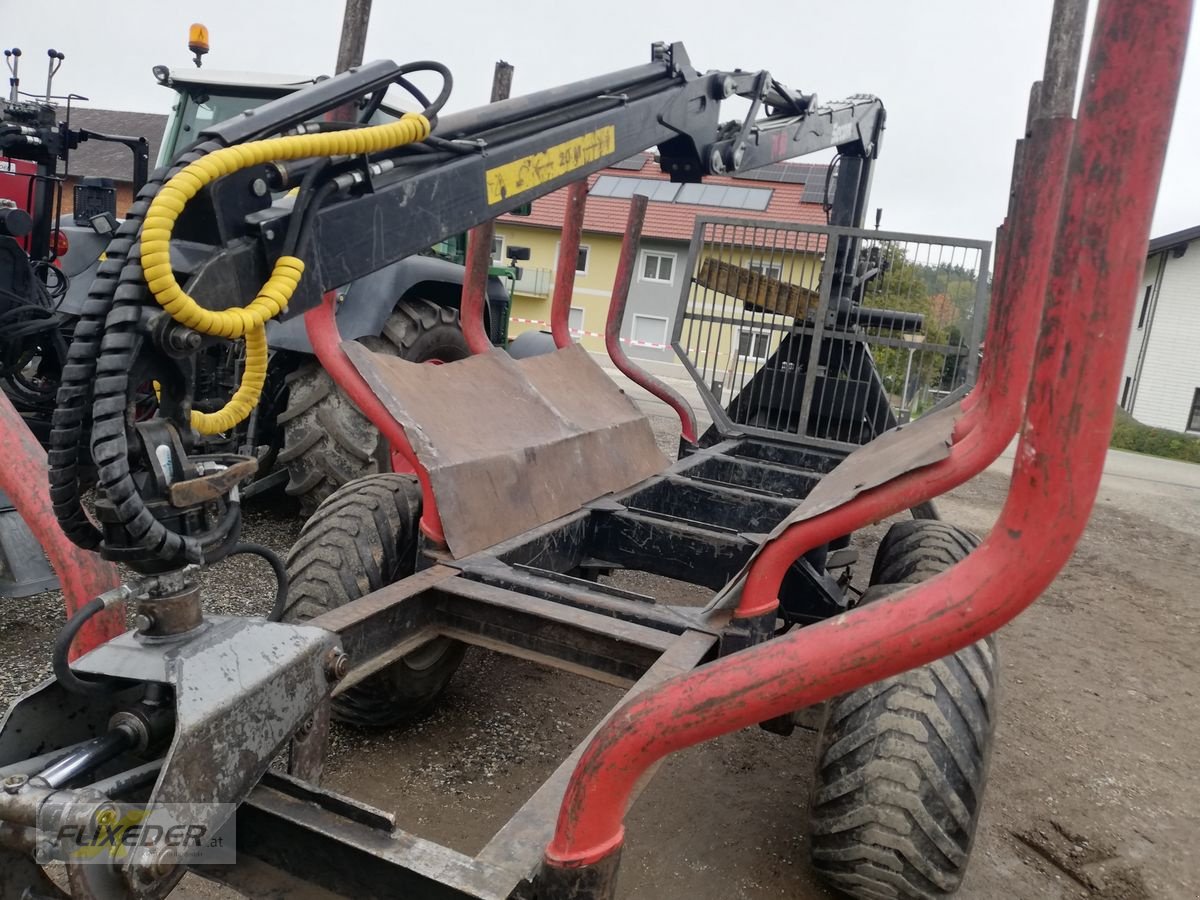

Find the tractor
[[1, 35, 518, 516]]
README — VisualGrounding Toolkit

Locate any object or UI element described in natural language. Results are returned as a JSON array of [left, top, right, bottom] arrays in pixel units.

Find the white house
[[1119, 224, 1200, 433]]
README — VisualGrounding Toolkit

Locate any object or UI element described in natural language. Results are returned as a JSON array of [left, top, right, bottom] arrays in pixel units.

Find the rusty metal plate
[[781, 400, 963, 523], [708, 401, 962, 612], [346, 343, 668, 558]]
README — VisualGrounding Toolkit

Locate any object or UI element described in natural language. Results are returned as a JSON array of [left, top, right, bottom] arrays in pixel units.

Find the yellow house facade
[[493, 225, 624, 355], [492, 153, 834, 377]]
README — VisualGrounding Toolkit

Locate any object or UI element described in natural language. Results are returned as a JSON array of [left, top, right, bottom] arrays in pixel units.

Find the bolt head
[[325, 649, 349, 681], [133, 613, 154, 633], [153, 846, 179, 878], [93, 803, 120, 829], [3, 773, 27, 794], [250, 177, 268, 197]]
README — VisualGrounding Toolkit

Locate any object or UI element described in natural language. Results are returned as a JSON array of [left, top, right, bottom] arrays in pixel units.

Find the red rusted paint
[[305, 292, 447, 546], [461, 221, 497, 355], [0, 393, 123, 658], [551, 181, 589, 348], [545, 0, 1191, 868], [604, 195, 700, 445]]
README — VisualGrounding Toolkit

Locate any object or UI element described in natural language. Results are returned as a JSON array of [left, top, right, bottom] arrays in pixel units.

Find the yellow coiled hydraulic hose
[[139, 113, 432, 434]]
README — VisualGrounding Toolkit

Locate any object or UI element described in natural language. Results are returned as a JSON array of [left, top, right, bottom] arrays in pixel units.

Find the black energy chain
[[47, 141, 222, 560]]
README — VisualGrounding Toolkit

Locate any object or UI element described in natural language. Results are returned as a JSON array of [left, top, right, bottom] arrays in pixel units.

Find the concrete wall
[[1122, 239, 1200, 432]]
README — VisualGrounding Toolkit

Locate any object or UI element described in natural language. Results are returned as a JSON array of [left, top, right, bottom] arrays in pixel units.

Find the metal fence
[[673, 217, 990, 450]]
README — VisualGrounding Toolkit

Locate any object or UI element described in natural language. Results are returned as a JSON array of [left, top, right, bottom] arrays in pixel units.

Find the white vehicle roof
[[154, 67, 324, 92]]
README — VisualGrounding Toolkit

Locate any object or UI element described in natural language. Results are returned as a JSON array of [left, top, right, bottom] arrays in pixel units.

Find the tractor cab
[[151, 66, 325, 167]]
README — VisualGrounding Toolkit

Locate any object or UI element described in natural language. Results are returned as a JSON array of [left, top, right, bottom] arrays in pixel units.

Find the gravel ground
[[2, 413, 1198, 899]]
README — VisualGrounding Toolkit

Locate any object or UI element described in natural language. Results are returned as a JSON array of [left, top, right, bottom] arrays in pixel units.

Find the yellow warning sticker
[[485, 125, 616, 205]]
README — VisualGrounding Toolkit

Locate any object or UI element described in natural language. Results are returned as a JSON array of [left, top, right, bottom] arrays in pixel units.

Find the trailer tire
[[808, 520, 997, 900], [283, 473, 466, 728], [278, 299, 469, 516]]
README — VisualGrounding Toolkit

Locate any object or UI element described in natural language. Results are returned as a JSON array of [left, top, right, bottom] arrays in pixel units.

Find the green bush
[[1110, 407, 1200, 463]]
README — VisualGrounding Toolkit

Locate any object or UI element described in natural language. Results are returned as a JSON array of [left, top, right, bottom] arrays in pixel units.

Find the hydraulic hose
[[53, 585, 133, 697], [226, 542, 289, 622], [139, 113, 431, 435]]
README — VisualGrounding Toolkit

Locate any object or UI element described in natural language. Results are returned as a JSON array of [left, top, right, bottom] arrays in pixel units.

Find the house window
[[569, 307, 585, 334], [491, 234, 505, 265], [747, 261, 783, 280], [640, 251, 675, 284], [631, 315, 669, 348], [737, 329, 771, 360], [555, 242, 590, 275], [1188, 388, 1200, 433], [1137, 284, 1152, 328]]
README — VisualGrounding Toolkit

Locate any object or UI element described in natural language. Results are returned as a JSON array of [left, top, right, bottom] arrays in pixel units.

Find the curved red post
[[551, 180, 588, 347], [460, 222, 496, 355], [544, 0, 1189, 870], [0, 394, 123, 658], [734, 113, 1076, 620], [605, 194, 699, 444], [304, 292, 446, 546]]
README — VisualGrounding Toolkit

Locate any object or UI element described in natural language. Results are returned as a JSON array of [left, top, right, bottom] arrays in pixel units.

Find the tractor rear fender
[[267, 255, 510, 354]]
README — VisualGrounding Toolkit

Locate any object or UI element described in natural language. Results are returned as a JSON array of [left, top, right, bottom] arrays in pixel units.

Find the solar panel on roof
[[734, 162, 816, 184], [800, 172, 837, 204], [609, 155, 648, 171]]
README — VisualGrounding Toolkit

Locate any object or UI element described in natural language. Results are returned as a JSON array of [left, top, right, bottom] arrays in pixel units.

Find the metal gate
[[673, 217, 990, 450]]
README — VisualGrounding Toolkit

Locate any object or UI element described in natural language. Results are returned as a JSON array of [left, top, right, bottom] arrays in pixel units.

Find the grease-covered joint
[[536, 845, 624, 900], [135, 565, 204, 639], [719, 608, 775, 655]]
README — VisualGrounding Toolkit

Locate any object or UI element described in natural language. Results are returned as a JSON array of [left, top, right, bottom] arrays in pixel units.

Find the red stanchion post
[[604, 194, 699, 444], [0, 394, 123, 658], [550, 180, 588, 347], [304, 291, 447, 545]]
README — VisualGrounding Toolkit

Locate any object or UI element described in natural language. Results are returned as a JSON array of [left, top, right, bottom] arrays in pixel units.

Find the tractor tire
[[808, 520, 998, 900], [283, 473, 467, 728], [278, 299, 469, 516]]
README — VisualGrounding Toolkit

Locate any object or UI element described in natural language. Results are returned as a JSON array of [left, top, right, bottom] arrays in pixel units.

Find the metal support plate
[[346, 343, 668, 558], [73, 616, 339, 886]]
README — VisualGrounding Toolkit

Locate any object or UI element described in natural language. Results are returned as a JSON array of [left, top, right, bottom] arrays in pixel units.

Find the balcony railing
[[511, 266, 553, 298]]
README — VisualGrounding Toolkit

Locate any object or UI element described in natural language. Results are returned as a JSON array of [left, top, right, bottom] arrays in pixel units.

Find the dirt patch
[[1, 416, 1198, 898]]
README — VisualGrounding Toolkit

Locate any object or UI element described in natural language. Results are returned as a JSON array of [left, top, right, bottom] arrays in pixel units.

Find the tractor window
[[159, 87, 413, 168], [159, 90, 274, 165]]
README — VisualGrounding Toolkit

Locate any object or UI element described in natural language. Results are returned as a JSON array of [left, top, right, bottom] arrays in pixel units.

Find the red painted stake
[[461, 221, 497, 355], [550, 180, 588, 348], [545, 0, 1190, 870], [304, 292, 447, 546], [604, 195, 699, 444], [0, 393, 123, 658]]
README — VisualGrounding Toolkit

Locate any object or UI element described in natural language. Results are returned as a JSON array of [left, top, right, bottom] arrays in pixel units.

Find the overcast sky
[[9, 0, 1197, 243]]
